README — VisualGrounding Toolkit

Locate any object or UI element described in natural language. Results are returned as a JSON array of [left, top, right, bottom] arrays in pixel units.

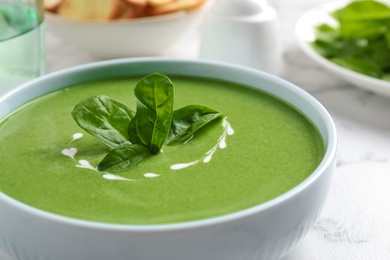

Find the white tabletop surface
[[3, 0, 390, 259], [274, 1, 390, 259]]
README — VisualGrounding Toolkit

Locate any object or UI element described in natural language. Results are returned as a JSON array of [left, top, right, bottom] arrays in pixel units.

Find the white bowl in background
[[45, 1, 213, 58], [296, 0, 390, 96], [0, 58, 337, 260]]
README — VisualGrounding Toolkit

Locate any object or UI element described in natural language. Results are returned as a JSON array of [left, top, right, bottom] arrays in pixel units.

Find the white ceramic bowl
[[296, 0, 390, 96], [45, 1, 213, 58], [0, 58, 337, 260]]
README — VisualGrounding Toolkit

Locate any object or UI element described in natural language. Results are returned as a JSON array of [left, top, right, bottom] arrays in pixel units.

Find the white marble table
[[275, 1, 390, 259], [3, 0, 390, 259], [272, 1, 390, 259]]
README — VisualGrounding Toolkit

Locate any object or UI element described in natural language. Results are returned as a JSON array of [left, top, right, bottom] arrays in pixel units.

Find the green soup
[[0, 76, 324, 224]]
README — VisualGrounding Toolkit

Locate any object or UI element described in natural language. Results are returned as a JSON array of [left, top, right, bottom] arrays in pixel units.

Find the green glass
[[0, 0, 44, 95]]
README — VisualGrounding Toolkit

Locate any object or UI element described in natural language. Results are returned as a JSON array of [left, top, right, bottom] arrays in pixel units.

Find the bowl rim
[[0, 57, 337, 232]]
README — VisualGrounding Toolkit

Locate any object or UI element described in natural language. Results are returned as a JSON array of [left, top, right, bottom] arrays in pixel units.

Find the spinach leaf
[[332, 0, 390, 22], [71, 95, 135, 148], [331, 57, 383, 78], [313, 0, 390, 80], [165, 105, 224, 146], [340, 20, 385, 39], [332, 1, 390, 38], [127, 73, 174, 154], [314, 24, 340, 43], [385, 29, 390, 48], [98, 144, 151, 172], [71, 73, 227, 174], [363, 38, 390, 68]]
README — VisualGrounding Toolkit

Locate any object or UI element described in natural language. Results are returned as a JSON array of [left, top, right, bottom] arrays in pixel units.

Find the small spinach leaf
[[340, 20, 385, 39], [98, 144, 151, 172], [71, 73, 227, 174], [127, 73, 174, 154], [165, 104, 224, 146], [385, 29, 390, 49], [330, 57, 383, 78], [313, 0, 390, 80], [332, 1, 390, 38], [71, 95, 135, 148], [332, 0, 390, 22]]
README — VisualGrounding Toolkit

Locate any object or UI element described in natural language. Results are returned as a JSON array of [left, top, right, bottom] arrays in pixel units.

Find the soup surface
[[0, 76, 324, 224]]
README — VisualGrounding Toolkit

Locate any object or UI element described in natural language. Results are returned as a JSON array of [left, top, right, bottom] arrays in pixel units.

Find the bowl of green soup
[[0, 58, 337, 260]]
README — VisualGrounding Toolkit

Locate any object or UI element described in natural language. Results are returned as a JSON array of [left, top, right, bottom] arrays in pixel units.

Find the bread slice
[[57, 0, 121, 20]]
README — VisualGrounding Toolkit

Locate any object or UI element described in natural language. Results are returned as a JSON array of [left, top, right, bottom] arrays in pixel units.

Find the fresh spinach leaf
[[71, 95, 135, 148], [127, 73, 174, 154], [72, 73, 227, 173], [332, 0, 390, 22], [331, 57, 382, 78], [313, 0, 390, 80], [332, 1, 390, 38], [385, 29, 390, 48], [98, 144, 151, 172], [314, 24, 340, 43], [363, 37, 390, 68], [312, 37, 361, 59], [165, 105, 224, 146], [340, 20, 385, 39]]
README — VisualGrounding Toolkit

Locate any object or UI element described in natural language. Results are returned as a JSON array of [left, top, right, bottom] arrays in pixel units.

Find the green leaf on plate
[[385, 29, 390, 49], [333, 1, 390, 39], [312, 0, 390, 80], [332, 0, 390, 22], [330, 57, 383, 78]]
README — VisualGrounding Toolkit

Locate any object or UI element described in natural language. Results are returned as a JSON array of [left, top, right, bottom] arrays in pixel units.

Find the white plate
[[295, 0, 390, 96]]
